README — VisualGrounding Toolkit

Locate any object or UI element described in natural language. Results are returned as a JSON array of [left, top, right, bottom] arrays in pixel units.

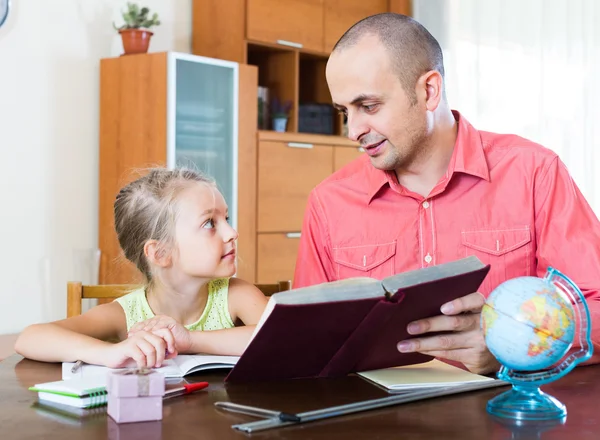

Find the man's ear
[[417, 70, 443, 112], [144, 240, 172, 269]]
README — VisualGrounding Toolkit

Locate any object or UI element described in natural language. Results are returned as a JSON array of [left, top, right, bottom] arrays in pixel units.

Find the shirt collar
[[365, 110, 490, 203]]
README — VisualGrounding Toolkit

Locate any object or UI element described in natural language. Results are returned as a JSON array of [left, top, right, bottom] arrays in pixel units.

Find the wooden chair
[[66, 280, 292, 318]]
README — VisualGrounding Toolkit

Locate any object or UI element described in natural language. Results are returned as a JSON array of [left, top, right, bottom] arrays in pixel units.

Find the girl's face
[[171, 183, 238, 280]]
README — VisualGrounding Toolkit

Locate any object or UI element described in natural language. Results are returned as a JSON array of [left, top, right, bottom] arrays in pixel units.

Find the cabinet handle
[[358, 147, 365, 152], [287, 142, 313, 149], [285, 232, 301, 239], [276, 39, 303, 49]]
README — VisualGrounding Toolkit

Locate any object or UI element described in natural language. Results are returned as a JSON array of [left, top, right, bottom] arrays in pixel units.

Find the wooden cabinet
[[257, 140, 333, 232], [333, 145, 364, 171], [256, 233, 301, 283], [192, 1, 410, 138], [99, 52, 258, 284], [323, 0, 389, 52], [247, 0, 324, 53], [254, 131, 359, 283]]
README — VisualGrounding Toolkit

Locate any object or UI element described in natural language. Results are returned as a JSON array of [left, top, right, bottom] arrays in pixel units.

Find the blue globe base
[[487, 385, 566, 421]]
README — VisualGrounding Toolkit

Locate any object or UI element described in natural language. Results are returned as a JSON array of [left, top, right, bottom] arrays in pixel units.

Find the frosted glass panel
[[174, 58, 235, 214]]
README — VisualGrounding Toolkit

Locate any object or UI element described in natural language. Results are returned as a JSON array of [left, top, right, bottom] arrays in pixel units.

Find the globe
[[481, 268, 593, 422], [481, 276, 576, 371]]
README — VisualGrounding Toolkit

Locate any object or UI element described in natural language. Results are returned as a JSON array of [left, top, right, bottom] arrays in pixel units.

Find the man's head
[[326, 13, 447, 172]]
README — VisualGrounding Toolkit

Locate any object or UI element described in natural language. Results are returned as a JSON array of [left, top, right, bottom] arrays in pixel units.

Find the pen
[[71, 360, 83, 373], [163, 382, 209, 400]]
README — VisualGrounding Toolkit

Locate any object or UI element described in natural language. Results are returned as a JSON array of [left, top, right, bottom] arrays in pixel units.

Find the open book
[[357, 360, 506, 393], [226, 256, 490, 382], [62, 354, 239, 381]]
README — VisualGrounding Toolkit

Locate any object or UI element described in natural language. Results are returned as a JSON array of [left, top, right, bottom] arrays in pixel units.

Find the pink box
[[107, 369, 165, 424]]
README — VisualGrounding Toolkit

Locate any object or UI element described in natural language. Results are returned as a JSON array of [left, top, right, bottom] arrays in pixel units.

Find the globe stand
[[482, 267, 594, 423], [487, 383, 565, 420]]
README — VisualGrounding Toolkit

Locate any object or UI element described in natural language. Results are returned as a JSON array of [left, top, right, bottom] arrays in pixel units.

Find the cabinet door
[[333, 145, 364, 171], [323, 0, 388, 52], [170, 55, 238, 227], [258, 140, 333, 232], [257, 233, 301, 283], [247, 0, 324, 53]]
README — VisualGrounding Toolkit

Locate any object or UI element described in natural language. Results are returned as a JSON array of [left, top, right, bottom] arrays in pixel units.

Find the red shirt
[[294, 112, 600, 362]]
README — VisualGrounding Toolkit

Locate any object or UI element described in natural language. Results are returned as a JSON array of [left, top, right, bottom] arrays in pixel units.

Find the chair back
[[66, 280, 292, 317]]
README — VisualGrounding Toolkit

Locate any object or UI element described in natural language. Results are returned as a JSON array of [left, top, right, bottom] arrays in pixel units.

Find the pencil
[[71, 360, 83, 373]]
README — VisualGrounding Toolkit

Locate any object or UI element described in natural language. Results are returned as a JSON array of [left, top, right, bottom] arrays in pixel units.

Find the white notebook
[[357, 360, 499, 392], [29, 377, 108, 408], [62, 354, 239, 382]]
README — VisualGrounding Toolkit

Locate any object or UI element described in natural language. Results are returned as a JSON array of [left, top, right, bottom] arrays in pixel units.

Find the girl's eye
[[202, 219, 215, 229], [225, 216, 230, 224]]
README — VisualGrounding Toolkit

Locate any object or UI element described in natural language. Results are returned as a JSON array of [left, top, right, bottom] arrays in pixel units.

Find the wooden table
[[1, 355, 598, 439]]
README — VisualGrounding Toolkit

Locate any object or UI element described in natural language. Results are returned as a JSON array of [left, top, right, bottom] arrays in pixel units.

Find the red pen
[[164, 382, 209, 400]]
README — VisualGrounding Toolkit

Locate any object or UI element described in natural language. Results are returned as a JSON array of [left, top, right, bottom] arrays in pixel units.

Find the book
[[62, 354, 239, 381], [29, 377, 108, 409], [225, 256, 490, 382], [357, 359, 504, 393]]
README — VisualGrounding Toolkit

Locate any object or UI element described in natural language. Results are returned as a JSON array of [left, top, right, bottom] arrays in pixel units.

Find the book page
[[171, 354, 239, 375], [357, 360, 494, 391], [382, 256, 485, 297], [271, 277, 383, 305], [62, 355, 239, 381]]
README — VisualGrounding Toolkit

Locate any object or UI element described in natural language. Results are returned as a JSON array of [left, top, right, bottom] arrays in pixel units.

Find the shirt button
[[424, 254, 432, 264], [422, 201, 430, 209]]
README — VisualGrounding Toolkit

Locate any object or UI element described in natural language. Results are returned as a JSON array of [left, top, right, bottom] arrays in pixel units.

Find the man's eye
[[363, 104, 378, 112], [202, 219, 215, 229]]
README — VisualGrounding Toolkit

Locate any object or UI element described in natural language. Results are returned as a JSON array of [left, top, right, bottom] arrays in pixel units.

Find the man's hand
[[396, 292, 500, 374], [129, 315, 192, 353]]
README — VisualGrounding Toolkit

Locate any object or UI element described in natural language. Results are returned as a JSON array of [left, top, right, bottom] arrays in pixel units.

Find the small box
[[298, 103, 334, 135], [107, 368, 165, 424]]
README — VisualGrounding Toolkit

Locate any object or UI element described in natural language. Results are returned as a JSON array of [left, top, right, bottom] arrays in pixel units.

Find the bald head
[[332, 13, 445, 102]]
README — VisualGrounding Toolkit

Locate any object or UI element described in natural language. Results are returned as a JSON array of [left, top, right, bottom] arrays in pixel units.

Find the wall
[[0, 0, 192, 334]]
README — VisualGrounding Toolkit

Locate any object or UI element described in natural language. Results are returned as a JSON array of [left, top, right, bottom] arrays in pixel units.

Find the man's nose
[[347, 112, 368, 142]]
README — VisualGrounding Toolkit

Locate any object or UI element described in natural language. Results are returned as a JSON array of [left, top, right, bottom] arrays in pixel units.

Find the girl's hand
[[129, 315, 192, 353], [103, 329, 177, 369]]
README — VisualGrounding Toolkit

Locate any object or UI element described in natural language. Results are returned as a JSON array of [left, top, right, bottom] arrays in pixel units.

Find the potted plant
[[271, 97, 292, 132], [114, 2, 161, 55]]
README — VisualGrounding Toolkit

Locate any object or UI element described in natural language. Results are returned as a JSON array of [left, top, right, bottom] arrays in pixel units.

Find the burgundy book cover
[[225, 264, 490, 383]]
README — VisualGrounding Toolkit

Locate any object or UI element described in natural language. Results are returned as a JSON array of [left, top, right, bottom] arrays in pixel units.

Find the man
[[293, 13, 600, 374]]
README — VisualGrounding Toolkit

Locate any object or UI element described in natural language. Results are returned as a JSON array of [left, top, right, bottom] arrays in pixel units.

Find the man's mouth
[[362, 140, 386, 156]]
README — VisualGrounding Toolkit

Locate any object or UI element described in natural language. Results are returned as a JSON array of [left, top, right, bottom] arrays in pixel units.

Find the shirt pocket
[[461, 227, 532, 295], [333, 241, 396, 281]]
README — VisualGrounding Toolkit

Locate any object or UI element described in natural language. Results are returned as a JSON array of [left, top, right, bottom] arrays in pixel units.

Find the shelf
[[258, 130, 357, 147]]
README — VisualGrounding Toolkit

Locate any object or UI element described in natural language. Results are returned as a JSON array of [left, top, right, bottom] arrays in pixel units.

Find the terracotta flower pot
[[119, 29, 153, 55]]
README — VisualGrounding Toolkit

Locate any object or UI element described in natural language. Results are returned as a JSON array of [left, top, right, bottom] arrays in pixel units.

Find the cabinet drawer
[[333, 145, 364, 171], [258, 140, 333, 232], [247, 0, 324, 53], [323, 0, 389, 52], [257, 233, 301, 284]]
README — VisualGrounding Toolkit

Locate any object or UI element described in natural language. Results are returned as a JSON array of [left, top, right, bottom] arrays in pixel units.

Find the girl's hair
[[114, 167, 216, 282]]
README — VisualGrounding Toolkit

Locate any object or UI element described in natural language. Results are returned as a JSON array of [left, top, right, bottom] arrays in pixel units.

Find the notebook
[[29, 377, 108, 408], [62, 354, 239, 381], [357, 360, 506, 393]]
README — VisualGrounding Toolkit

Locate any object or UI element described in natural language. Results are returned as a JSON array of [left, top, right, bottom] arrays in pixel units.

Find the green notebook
[[29, 377, 107, 408]]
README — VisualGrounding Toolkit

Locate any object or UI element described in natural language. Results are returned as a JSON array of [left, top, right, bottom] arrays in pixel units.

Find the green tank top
[[115, 278, 235, 332]]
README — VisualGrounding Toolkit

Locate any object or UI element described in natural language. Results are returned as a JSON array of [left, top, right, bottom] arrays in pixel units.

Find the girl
[[15, 167, 269, 369]]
